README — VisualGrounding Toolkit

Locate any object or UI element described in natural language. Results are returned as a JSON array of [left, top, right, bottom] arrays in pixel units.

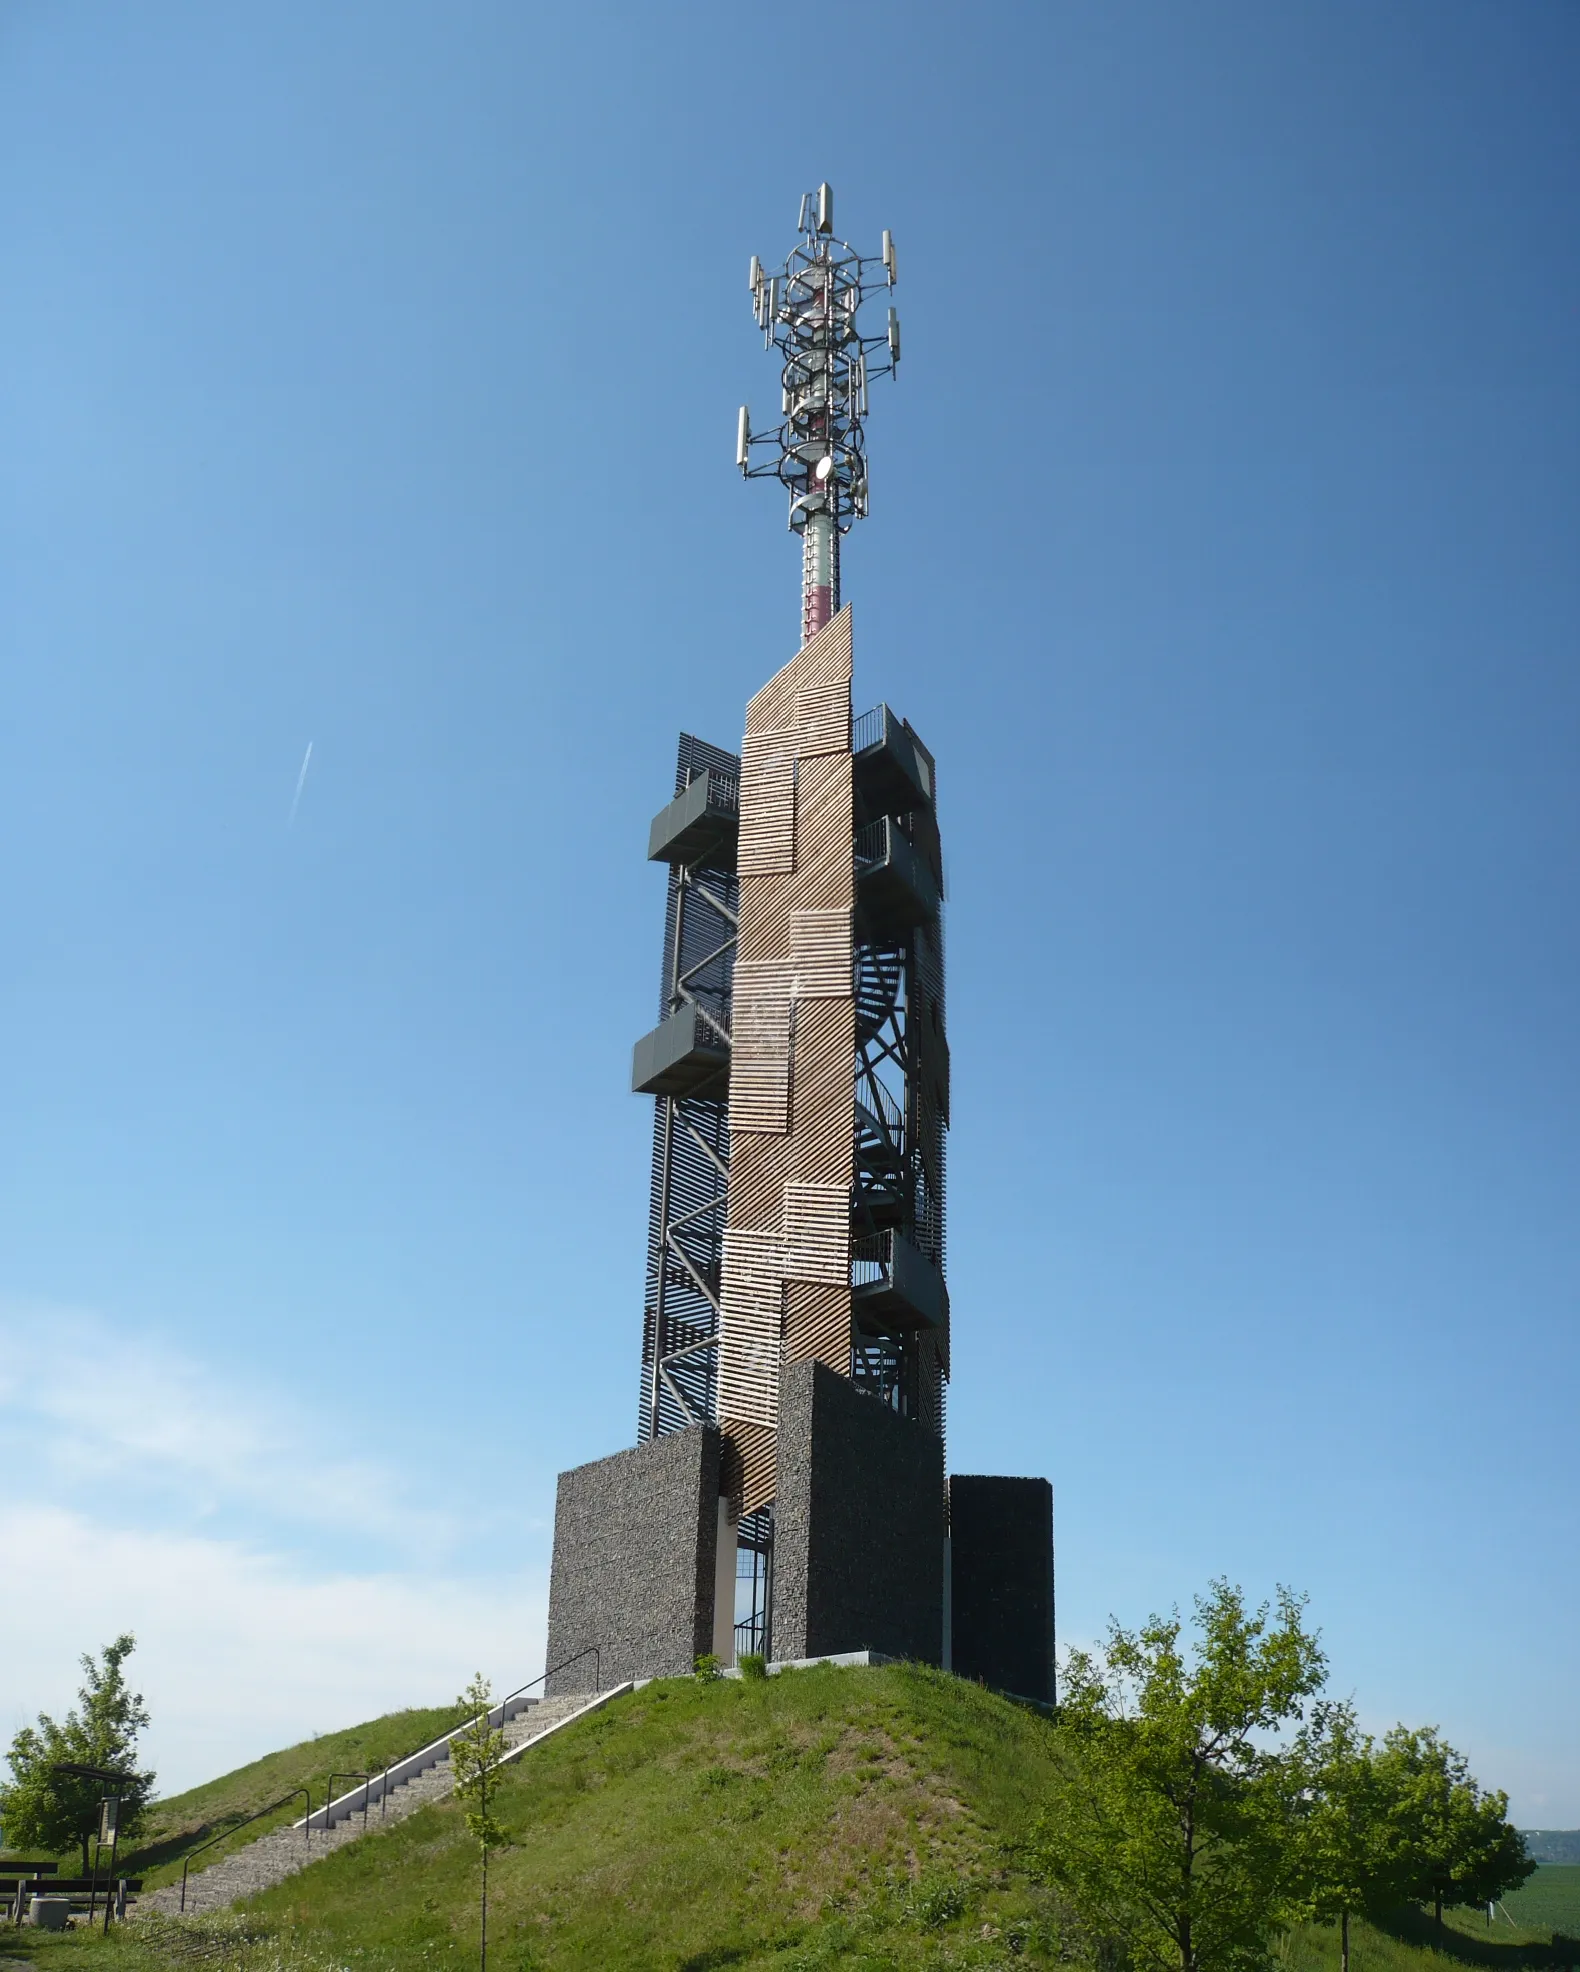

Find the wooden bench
[[3, 1871, 143, 1924]]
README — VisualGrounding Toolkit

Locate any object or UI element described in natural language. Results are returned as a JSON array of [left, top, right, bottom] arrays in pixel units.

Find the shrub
[[909, 1874, 967, 1928], [739, 1653, 769, 1682]]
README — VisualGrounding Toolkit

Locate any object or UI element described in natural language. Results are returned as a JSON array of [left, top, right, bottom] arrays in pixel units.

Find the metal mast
[[737, 183, 900, 644]]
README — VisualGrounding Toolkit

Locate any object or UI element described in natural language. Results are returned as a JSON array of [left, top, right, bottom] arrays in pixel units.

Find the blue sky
[[3, 1, 1577, 1813]]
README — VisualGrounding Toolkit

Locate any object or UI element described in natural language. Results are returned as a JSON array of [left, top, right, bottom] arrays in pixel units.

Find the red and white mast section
[[737, 184, 900, 645]]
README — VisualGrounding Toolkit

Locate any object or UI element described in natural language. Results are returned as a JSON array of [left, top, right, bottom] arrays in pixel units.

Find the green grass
[[1503, 1869, 1580, 1938], [3, 1669, 1574, 1972]]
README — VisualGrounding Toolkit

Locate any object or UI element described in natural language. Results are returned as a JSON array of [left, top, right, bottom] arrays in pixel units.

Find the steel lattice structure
[[637, 735, 740, 1443]]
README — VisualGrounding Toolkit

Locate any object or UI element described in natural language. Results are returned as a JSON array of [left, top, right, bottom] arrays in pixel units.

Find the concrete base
[[544, 1427, 721, 1693], [772, 1359, 945, 1665], [948, 1474, 1055, 1704]]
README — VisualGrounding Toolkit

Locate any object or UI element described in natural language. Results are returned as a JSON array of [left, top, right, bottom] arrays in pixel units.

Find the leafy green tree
[[1293, 1701, 1406, 1972], [1030, 1581, 1327, 1972], [450, 1673, 508, 1972], [0, 1635, 154, 1872], [1374, 1725, 1534, 1932]]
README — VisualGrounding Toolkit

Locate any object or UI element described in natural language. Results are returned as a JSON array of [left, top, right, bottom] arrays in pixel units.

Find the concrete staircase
[[137, 1686, 626, 1919]]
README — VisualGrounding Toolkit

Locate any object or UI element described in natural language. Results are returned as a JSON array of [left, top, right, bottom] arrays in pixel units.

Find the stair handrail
[[324, 1771, 371, 1833], [485, 1645, 603, 1736], [179, 1788, 310, 1912], [322, 1646, 604, 1830]]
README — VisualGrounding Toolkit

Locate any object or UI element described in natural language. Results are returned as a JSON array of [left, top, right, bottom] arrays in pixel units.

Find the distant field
[[1504, 1867, 1580, 1937]]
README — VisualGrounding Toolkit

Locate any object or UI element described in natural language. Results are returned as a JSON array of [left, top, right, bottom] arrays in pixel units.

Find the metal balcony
[[854, 816, 941, 935], [851, 1229, 947, 1331], [631, 1003, 730, 1097], [853, 704, 934, 819], [647, 769, 740, 866]]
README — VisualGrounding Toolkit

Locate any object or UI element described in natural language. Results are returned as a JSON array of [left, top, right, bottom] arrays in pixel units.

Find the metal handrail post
[[179, 1788, 309, 1913], [323, 1773, 371, 1834]]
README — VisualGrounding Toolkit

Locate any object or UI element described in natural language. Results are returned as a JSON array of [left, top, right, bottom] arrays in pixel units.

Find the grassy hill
[[36, 1699, 471, 1890], [5, 1666, 1577, 1972]]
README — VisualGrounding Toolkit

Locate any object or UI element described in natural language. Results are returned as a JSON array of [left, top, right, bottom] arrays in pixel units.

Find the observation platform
[[855, 816, 940, 936], [854, 703, 934, 819], [631, 1004, 730, 1097], [648, 769, 739, 866], [852, 1229, 947, 1331]]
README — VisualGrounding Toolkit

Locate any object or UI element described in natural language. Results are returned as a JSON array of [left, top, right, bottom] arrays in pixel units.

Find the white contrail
[[288, 741, 314, 827]]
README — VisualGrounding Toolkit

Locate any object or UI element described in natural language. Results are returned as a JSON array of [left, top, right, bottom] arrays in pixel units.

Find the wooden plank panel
[[718, 1226, 783, 1430], [790, 908, 852, 999], [787, 753, 854, 913], [792, 607, 853, 690], [745, 606, 852, 737], [783, 1281, 852, 1376], [787, 998, 856, 1185], [728, 963, 791, 1134], [737, 733, 796, 877], [781, 1181, 850, 1285], [796, 680, 851, 756], [725, 1132, 790, 1234], [722, 1420, 778, 1515]]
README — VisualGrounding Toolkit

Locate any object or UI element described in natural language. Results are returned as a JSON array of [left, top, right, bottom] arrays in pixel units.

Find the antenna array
[[737, 183, 900, 644]]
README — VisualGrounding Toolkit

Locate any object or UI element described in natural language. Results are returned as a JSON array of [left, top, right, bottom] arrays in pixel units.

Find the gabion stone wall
[[772, 1358, 945, 1665], [947, 1474, 1055, 1704], [544, 1426, 721, 1693]]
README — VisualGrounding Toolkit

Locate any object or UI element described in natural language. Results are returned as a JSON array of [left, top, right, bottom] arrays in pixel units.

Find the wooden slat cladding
[[790, 909, 853, 999], [718, 1227, 783, 1428], [796, 681, 851, 756], [737, 732, 796, 877], [745, 610, 852, 735], [729, 963, 791, 1134], [787, 754, 853, 912], [721, 1419, 777, 1515], [718, 609, 856, 1502], [786, 1001, 856, 1185], [782, 1182, 850, 1285], [783, 1281, 854, 1376], [722, 1133, 790, 1237]]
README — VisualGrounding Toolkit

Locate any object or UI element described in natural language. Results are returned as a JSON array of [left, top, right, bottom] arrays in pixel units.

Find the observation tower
[[544, 188, 1053, 1703]]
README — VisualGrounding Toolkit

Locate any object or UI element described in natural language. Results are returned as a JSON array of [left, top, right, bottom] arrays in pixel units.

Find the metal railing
[[851, 1229, 894, 1288], [180, 1789, 310, 1912], [307, 1646, 604, 1835], [684, 768, 740, 813], [324, 1772, 370, 1835], [853, 816, 889, 868], [853, 704, 887, 754], [857, 1072, 904, 1138]]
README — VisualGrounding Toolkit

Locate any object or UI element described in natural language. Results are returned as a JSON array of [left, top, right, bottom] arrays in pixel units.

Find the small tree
[[0, 1636, 154, 1872], [1294, 1701, 1405, 1972], [450, 1674, 508, 1972], [1375, 1725, 1534, 1932], [1030, 1581, 1327, 1972]]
